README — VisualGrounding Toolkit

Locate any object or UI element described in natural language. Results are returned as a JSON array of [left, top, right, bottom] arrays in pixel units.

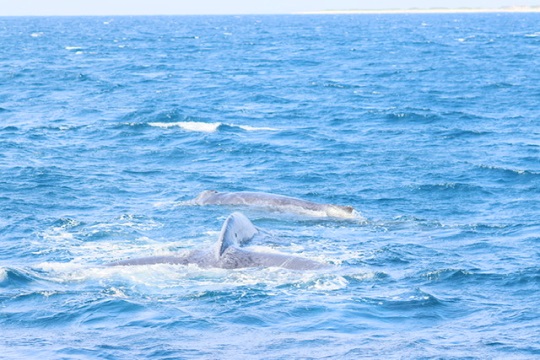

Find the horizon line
[[302, 6, 540, 15]]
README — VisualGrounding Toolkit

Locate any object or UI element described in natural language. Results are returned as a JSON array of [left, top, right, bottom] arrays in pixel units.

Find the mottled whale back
[[194, 190, 219, 204], [109, 212, 325, 270], [192, 190, 357, 218]]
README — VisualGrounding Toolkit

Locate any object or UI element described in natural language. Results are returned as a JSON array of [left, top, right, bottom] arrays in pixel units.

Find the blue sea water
[[1, 13, 539, 359]]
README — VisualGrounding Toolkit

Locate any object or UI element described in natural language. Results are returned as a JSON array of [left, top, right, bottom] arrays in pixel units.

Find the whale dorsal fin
[[215, 212, 258, 259]]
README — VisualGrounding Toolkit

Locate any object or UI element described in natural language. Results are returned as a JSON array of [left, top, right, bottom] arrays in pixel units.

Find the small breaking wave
[[476, 164, 540, 177], [357, 289, 446, 315], [0, 267, 36, 287], [148, 121, 279, 133]]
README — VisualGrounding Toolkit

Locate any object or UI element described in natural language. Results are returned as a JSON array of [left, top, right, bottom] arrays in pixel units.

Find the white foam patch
[[88, 216, 163, 232], [153, 200, 177, 207], [148, 121, 278, 133], [37, 222, 79, 247], [237, 125, 279, 131], [40, 229, 74, 242], [0, 267, 7, 282], [310, 275, 349, 291], [347, 272, 379, 282], [351, 210, 368, 223], [149, 121, 221, 132], [72, 237, 187, 264]]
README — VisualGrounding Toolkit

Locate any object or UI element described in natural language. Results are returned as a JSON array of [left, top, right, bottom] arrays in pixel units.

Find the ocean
[[1, 13, 539, 359]]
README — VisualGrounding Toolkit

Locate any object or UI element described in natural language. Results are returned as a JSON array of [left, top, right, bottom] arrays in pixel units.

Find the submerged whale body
[[191, 190, 356, 218], [109, 212, 326, 270]]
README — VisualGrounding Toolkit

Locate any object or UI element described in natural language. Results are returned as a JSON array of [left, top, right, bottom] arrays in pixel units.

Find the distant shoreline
[[301, 6, 540, 15]]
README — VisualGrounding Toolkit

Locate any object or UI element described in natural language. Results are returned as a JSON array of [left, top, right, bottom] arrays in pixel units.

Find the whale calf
[[109, 212, 326, 270], [189, 190, 356, 218]]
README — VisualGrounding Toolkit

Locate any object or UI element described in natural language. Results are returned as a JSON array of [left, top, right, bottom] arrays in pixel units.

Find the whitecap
[[65, 46, 83, 50], [149, 121, 221, 132], [310, 275, 349, 291], [153, 200, 177, 207], [39, 228, 74, 242], [30, 32, 44, 38], [237, 125, 279, 132], [0, 267, 7, 282], [477, 164, 537, 175], [148, 121, 279, 133]]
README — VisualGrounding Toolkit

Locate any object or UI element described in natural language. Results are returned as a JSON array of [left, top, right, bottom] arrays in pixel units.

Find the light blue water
[[1, 14, 539, 359]]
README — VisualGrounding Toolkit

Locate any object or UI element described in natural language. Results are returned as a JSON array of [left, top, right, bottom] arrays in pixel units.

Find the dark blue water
[[1, 14, 539, 359]]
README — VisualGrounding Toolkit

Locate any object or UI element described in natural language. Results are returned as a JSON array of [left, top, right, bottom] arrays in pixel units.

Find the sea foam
[[148, 121, 278, 133]]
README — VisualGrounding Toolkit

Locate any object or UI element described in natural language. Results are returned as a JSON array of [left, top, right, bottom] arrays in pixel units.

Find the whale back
[[109, 212, 326, 270], [194, 190, 218, 204], [192, 190, 357, 219], [214, 212, 258, 259]]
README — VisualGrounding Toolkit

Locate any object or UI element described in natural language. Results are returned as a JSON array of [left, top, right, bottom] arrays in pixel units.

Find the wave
[[476, 164, 540, 177], [148, 121, 279, 133], [442, 128, 492, 139], [410, 182, 490, 195], [422, 267, 540, 291], [362, 289, 444, 310], [0, 267, 36, 287], [1, 125, 18, 132], [384, 110, 442, 123], [506, 268, 540, 287], [422, 268, 475, 282]]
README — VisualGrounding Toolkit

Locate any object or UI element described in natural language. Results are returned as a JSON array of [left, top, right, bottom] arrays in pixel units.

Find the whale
[[108, 212, 326, 270], [188, 190, 356, 218]]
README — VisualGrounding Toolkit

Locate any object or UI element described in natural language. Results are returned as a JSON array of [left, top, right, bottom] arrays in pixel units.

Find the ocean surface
[[1, 13, 539, 359]]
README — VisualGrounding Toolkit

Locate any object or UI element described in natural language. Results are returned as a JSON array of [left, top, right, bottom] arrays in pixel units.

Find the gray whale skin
[[108, 212, 326, 270], [190, 190, 356, 218]]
